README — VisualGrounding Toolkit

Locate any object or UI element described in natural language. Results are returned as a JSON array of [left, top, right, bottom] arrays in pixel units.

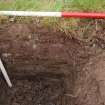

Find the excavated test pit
[[0, 23, 93, 105]]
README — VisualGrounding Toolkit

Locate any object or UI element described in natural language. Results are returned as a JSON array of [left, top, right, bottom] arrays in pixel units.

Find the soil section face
[[0, 23, 105, 105]]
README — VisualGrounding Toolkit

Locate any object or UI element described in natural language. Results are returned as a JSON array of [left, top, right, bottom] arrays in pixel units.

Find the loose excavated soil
[[0, 22, 105, 105]]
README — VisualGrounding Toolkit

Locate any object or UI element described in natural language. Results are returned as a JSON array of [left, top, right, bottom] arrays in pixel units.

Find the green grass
[[0, 0, 105, 12], [0, 0, 63, 11], [68, 0, 105, 12], [0, 0, 105, 38]]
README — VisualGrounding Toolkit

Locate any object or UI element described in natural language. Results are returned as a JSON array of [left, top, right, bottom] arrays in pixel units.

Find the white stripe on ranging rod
[[0, 11, 62, 17], [0, 58, 12, 87]]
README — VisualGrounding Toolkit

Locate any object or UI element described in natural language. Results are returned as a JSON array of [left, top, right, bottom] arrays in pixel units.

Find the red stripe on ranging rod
[[62, 12, 105, 18]]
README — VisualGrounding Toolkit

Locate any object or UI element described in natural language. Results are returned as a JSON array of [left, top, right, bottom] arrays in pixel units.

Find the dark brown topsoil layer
[[0, 22, 105, 105]]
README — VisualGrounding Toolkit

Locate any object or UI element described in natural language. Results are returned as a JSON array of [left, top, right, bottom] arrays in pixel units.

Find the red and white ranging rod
[[0, 11, 105, 18]]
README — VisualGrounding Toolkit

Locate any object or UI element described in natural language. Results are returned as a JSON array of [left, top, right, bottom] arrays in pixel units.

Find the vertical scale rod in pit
[[0, 58, 12, 87]]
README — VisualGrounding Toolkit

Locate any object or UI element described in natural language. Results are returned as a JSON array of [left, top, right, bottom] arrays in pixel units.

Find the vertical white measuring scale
[[0, 58, 12, 87]]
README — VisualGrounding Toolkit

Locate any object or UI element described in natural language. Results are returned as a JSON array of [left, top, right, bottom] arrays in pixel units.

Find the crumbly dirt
[[0, 21, 105, 105]]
